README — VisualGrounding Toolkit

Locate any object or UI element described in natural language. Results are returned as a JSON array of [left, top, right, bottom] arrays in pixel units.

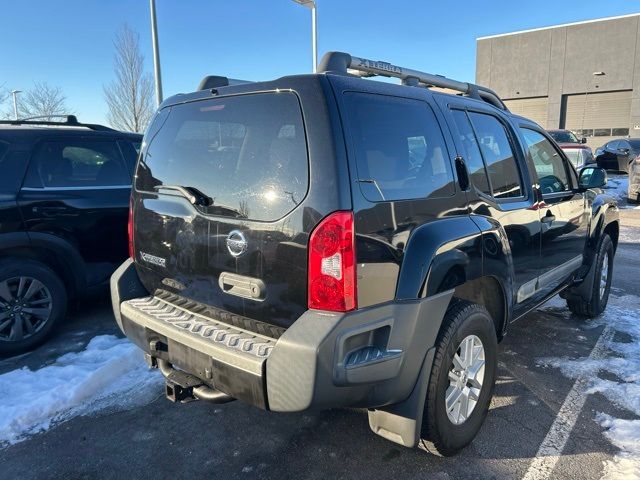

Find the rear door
[[132, 92, 312, 329], [18, 136, 132, 285]]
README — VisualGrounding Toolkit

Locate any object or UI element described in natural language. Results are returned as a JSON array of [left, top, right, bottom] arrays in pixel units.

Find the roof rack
[[197, 76, 251, 91], [318, 51, 508, 111], [0, 115, 116, 132]]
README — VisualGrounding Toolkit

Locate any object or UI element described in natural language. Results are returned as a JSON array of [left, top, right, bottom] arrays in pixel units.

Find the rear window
[[343, 93, 454, 202], [137, 92, 308, 222]]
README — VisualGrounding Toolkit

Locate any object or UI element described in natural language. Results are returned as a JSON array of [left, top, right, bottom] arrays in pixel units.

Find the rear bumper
[[111, 259, 453, 412]]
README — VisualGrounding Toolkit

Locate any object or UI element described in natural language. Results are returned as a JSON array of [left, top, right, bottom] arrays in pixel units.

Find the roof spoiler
[[197, 76, 252, 91], [318, 51, 508, 111]]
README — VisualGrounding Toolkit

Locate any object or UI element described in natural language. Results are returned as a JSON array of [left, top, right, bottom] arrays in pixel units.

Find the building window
[[594, 128, 611, 137], [612, 128, 630, 136]]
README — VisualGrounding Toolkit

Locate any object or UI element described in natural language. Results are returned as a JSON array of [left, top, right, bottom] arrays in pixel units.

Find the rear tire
[[566, 234, 614, 318], [0, 258, 67, 356], [419, 300, 497, 456]]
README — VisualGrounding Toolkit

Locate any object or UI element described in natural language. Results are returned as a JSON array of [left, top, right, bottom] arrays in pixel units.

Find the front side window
[[520, 128, 570, 194], [25, 140, 130, 188], [344, 93, 454, 202], [467, 112, 523, 199]]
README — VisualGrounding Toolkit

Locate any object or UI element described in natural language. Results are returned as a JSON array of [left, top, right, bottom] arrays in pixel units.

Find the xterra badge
[[140, 252, 166, 268]]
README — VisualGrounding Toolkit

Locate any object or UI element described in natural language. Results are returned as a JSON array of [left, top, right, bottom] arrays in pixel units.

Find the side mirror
[[581, 137, 587, 144], [579, 166, 608, 189], [618, 147, 630, 155]]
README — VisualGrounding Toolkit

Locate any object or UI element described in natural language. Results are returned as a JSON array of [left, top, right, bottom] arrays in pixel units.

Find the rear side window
[[137, 92, 308, 222], [450, 110, 492, 196], [24, 140, 130, 188], [466, 112, 523, 199], [343, 93, 454, 202]]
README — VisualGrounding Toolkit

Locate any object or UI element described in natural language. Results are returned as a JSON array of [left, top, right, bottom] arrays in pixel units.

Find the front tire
[[419, 300, 497, 456], [0, 258, 67, 356], [566, 234, 614, 318]]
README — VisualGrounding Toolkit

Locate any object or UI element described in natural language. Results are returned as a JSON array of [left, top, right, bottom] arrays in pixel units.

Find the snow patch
[[538, 296, 640, 477], [597, 414, 640, 480], [0, 335, 162, 446]]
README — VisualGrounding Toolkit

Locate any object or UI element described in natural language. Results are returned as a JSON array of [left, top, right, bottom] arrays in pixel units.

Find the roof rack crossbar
[[318, 51, 508, 111], [0, 115, 115, 132]]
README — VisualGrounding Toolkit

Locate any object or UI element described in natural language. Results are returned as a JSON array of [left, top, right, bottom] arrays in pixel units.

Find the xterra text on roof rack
[[111, 52, 619, 455]]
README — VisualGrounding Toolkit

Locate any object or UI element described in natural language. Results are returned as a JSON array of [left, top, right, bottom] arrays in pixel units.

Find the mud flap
[[367, 346, 435, 448]]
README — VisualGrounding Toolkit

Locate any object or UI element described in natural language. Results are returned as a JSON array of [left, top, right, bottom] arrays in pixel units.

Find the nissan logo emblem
[[226, 230, 247, 257]]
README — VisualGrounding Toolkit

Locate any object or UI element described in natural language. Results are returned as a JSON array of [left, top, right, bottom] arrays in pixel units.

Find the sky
[[2, 0, 638, 127]]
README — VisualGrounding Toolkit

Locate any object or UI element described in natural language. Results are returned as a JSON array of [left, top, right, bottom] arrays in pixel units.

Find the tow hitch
[[144, 348, 235, 405]]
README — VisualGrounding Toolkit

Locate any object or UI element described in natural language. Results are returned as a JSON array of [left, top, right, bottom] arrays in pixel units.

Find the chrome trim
[[21, 185, 131, 191], [517, 255, 583, 303]]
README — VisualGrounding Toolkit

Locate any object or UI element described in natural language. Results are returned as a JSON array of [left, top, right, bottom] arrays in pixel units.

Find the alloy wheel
[[0, 276, 52, 342], [445, 334, 486, 425], [600, 251, 609, 300]]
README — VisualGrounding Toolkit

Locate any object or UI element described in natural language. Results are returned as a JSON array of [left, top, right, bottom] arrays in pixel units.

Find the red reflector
[[128, 196, 134, 259], [308, 211, 356, 312]]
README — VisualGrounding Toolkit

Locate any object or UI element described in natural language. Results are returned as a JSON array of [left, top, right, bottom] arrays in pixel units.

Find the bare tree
[[10, 82, 70, 120], [103, 24, 155, 133]]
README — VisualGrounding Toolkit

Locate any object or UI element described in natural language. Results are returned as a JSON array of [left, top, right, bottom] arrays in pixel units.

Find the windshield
[[549, 131, 580, 144], [136, 92, 308, 222]]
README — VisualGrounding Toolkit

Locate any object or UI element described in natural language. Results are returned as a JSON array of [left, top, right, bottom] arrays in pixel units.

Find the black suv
[[112, 52, 619, 456], [0, 116, 141, 354]]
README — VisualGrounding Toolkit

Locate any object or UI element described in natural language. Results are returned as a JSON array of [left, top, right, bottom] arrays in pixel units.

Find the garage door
[[562, 90, 631, 137], [503, 97, 549, 127]]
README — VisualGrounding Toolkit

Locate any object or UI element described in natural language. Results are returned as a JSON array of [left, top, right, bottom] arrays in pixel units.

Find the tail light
[[127, 196, 134, 259], [308, 211, 357, 312]]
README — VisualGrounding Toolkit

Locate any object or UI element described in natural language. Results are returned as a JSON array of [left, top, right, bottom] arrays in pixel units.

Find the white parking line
[[522, 325, 615, 480]]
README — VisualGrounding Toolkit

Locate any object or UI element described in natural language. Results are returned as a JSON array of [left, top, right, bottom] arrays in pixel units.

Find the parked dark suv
[[0, 116, 141, 354], [112, 52, 619, 456]]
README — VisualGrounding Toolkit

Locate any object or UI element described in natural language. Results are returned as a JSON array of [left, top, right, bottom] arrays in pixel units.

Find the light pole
[[580, 71, 605, 136], [10, 90, 21, 120], [291, 0, 317, 73], [149, 0, 163, 106]]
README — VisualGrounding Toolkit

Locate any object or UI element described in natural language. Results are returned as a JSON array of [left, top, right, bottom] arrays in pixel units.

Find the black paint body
[[131, 73, 619, 334], [0, 127, 142, 296]]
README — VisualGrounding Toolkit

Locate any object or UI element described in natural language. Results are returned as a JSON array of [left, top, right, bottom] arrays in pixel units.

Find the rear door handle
[[541, 211, 555, 223]]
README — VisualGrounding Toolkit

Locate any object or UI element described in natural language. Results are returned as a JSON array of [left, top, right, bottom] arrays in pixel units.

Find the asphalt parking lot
[[0, 193, 638, 480]]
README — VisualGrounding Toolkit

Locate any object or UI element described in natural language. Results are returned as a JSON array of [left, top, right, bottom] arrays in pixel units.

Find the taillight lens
[[127, 196, 134, 259], [308, 211, 357, 312]]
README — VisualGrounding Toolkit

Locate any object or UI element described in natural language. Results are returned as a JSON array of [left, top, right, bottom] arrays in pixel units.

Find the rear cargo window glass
[[343, 93, 454, 202], [467, 112, 523, 199], [0, 142, 29, 198], [137, 92, 308, 222]]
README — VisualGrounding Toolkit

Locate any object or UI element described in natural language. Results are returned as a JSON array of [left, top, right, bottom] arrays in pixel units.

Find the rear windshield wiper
[[154, 185, 213, 207], [208, 204, 247, 219]]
